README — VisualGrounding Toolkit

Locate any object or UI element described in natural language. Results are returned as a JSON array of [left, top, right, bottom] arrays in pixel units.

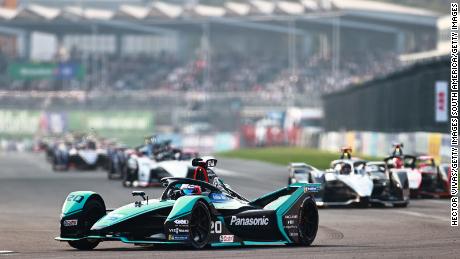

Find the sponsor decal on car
[[285, 225, 297, 230], [169, 228, 189, 234], [209, 193, 230, 203], [168, 234, 189, 241], [63, 219, 78, 227], [288, 232, 299, 237], [105, 213, 124, 221], [219, 235, 234, 243], [230, 216, 269, 226], [304, 183, 321, 193], [174, 219, 189, 225]]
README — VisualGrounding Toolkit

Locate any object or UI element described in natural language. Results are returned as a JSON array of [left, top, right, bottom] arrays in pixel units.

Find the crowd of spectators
[[0, 48, 403, 97]]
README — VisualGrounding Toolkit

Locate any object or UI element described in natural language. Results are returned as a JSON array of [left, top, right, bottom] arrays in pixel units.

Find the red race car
[[413, 156, 450, 198], [386, 144, 450, 198]]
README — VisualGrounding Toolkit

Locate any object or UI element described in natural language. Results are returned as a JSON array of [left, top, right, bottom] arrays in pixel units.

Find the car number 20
[[66, 195, 84, 203], [210, 221, 222, 234]]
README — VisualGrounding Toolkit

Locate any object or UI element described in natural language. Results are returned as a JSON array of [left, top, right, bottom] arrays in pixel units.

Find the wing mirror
[[192, 158, 217, 167], [207, 159, 217, 167], [192, 158, 203, 167]]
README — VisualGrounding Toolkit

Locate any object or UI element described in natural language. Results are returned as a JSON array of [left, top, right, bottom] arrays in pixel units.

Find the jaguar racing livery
[[56, 158, 320, 250]]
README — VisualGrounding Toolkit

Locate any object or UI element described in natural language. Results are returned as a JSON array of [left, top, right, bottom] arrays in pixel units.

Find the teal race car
[[55, 158, 320, 250]]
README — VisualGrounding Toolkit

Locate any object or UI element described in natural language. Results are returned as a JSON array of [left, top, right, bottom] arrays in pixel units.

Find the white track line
[[0, 250, 16, 255], [422, 199, 450, 205], [214, 168, 241, 177], [395, 210, 449, 222]]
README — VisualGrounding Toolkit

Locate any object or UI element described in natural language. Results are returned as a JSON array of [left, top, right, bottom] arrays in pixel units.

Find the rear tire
[[298, 197, 318, 246], [410, 189, 420, 199], [394, 201, 409, 208], [189, 201, 211, 249], [67, 198, 105, 250], [356, 197, 370, 208], [123, 167, 137, 187]]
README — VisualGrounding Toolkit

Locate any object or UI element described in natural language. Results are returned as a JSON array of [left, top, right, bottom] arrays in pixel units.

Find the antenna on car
[[392, 143, 404, 156], [340, 147, 352, 159]]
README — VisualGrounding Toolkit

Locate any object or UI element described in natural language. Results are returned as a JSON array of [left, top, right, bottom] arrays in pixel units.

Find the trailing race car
[[288, 148, 373, 207], [52, 139, 108, 171], [289, 148, 409, 207], [106, 145, 132, 180], [365, 161, 410, 207], [55, 158, 319, 250], [123, 156, 196, 187], [384, 144, 449, 198], [122, 141, 199, 187], [415, 157, 450, 198], [435, 163, 452, 198], [384, 143, 421, 198], [287, 163, 323, 185]]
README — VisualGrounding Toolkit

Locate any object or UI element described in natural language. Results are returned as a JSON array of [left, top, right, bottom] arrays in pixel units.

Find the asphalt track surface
[[0, 153, 458, 258]]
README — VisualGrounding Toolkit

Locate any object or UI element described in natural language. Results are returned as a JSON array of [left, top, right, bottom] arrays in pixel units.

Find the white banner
[[435, 81, 448, 122]]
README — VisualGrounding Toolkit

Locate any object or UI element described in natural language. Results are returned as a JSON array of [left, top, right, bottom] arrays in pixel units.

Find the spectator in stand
[[0, 47, 402, 97]]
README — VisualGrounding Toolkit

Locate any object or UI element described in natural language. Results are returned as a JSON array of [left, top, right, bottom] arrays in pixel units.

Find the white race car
[[52, 141, 108, 171], [123, 153, 204, 187], [288, 148, 410, 207], [288, 159, 373, 207]]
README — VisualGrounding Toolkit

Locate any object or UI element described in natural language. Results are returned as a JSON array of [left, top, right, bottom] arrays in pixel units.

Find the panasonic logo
[[230, 216, 269, 226]]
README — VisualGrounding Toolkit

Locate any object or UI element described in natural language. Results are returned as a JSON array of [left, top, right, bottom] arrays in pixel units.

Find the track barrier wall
[[319, 131, 450, 162]]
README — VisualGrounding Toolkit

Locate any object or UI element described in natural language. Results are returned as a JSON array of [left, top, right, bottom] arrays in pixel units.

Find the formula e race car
[[415, 157, 450, 198], [106, 145, 132, 180], [435, 163, 452, 198], [289, 147, 411, 207], [55, 158, 319, 250], [123, 157, 196, 187], [116, 137, 199, 186], [383, 144, 448, 198], [51, 140, 108, 171], [122, 147, 199, 187], [365, 161, 410, 207], [287, 163, 323, 186], [383, 143, 421, 198]]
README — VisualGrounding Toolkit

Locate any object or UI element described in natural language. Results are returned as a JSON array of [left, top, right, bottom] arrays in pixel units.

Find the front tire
[[298, 197, 318, 246], [122, 168, 133, 187], [68, 239, 99, 250], [189, 201, 211, 249], [67, 198, 105, 250]]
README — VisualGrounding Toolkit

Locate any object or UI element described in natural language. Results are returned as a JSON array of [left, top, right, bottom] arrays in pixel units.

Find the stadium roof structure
[[0, 0, 439, 35]]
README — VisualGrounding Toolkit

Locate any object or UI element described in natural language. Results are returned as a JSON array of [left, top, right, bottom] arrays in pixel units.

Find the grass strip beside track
[[218, 147, 382, 170]]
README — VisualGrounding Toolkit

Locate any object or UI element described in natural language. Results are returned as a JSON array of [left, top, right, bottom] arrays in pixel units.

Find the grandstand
[[0, 0, 440, 109]]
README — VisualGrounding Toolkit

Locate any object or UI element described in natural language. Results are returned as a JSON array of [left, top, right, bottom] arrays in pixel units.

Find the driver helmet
[[340, 164, 352, 175], [180, 184, 202, 195]]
